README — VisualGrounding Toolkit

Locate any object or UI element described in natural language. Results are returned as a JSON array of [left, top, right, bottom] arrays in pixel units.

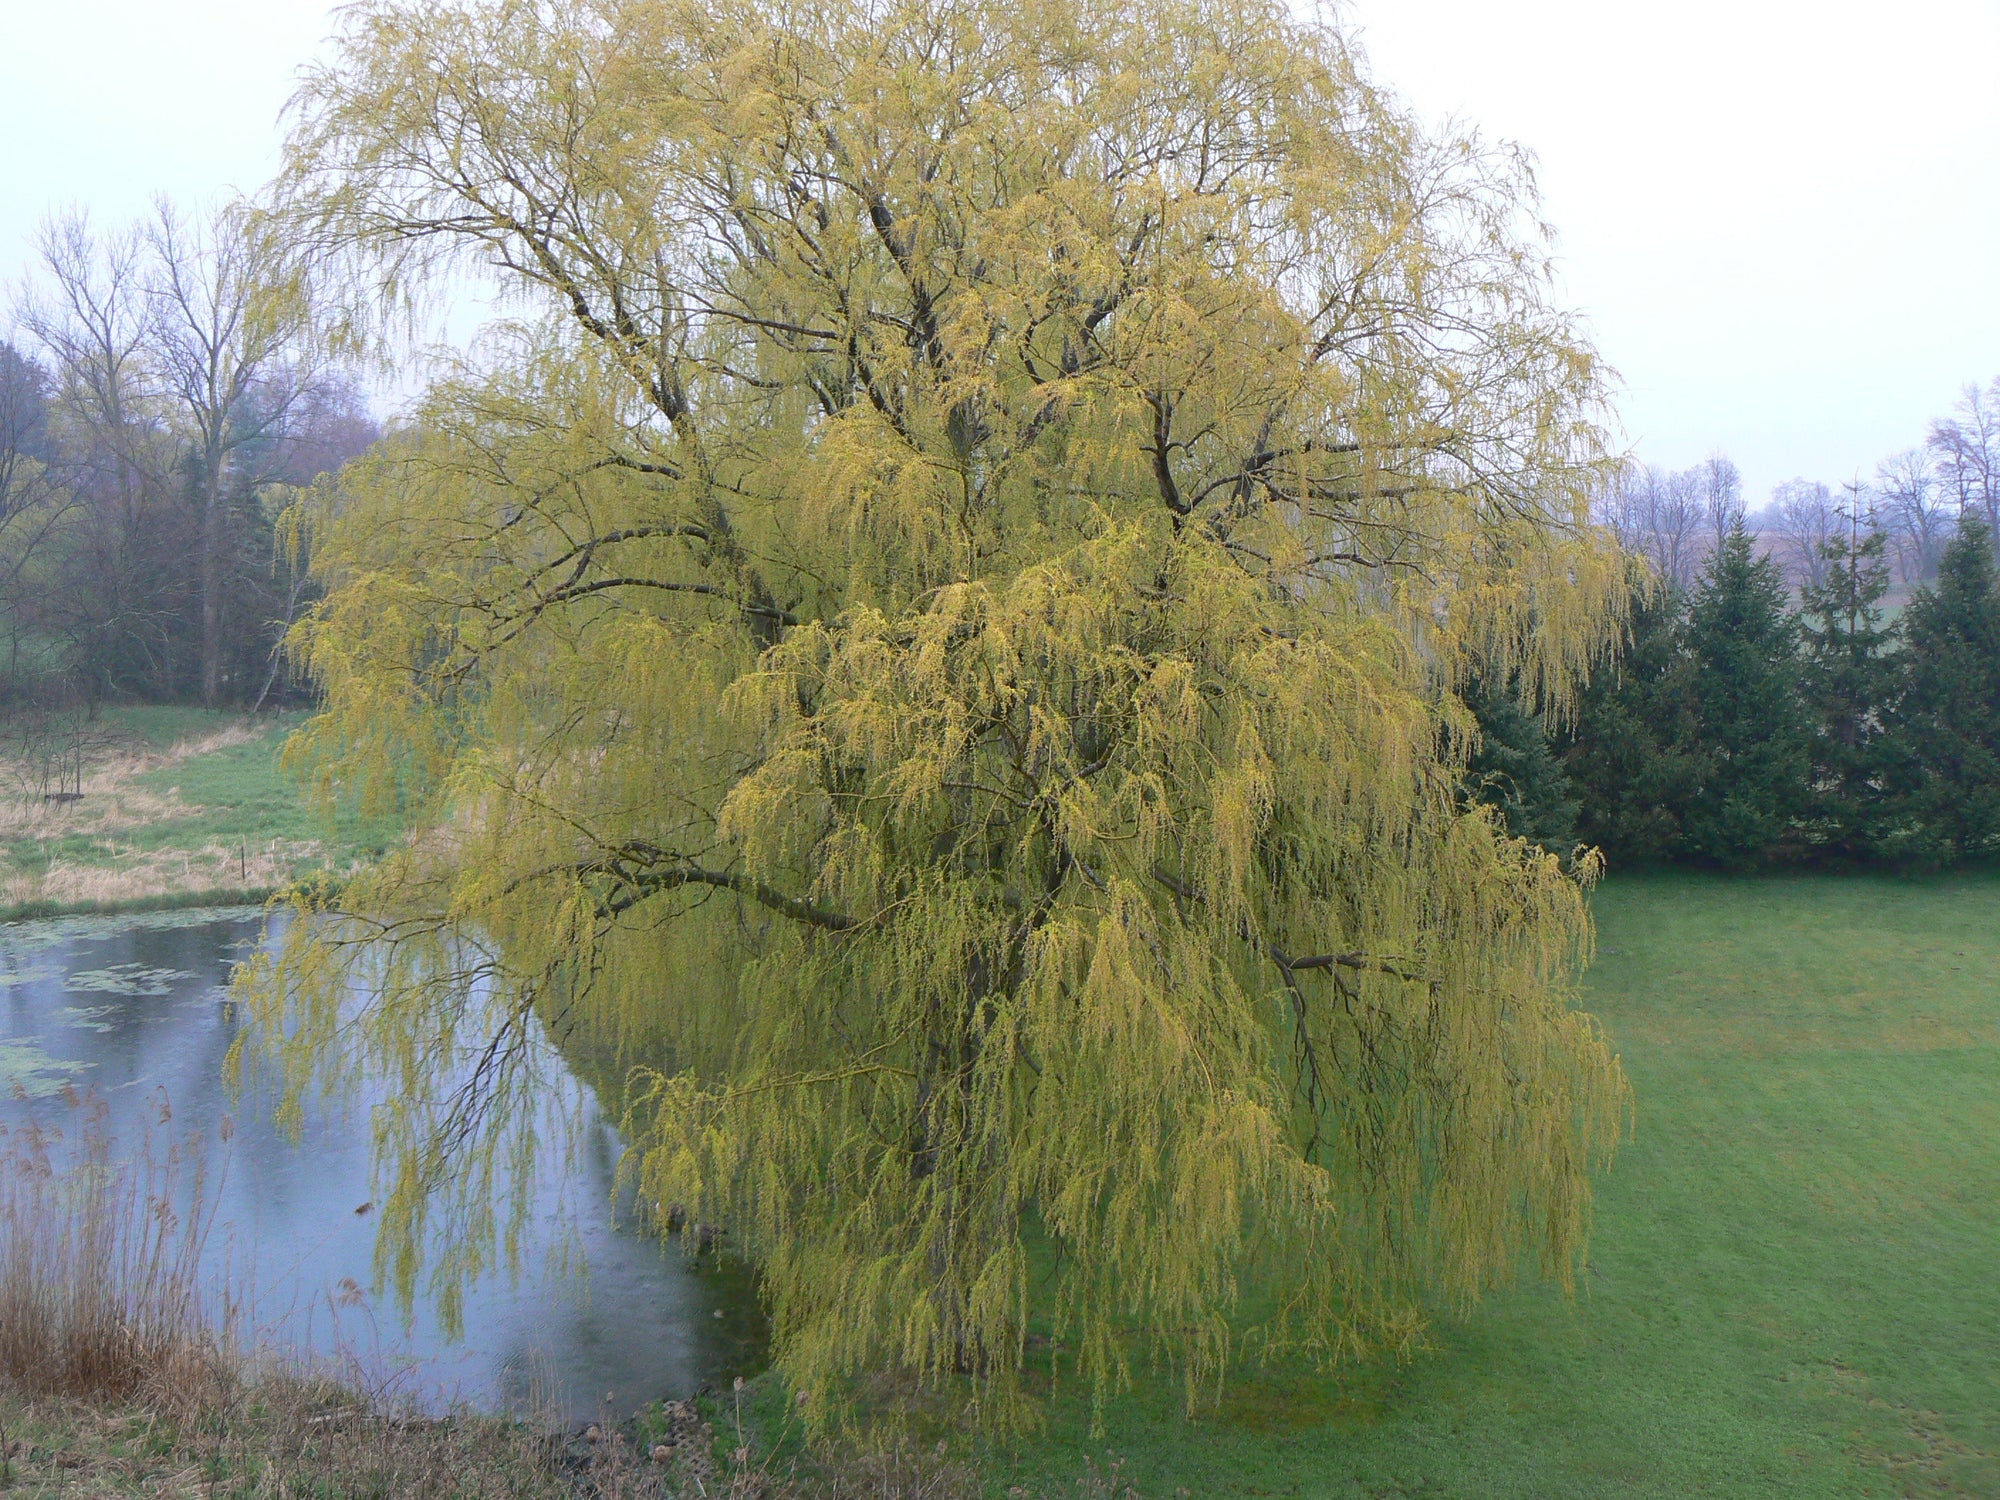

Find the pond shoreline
[[0, 903, 771, 1420], [0, 1368, 747, 1497], [0, 882, 281, 925]]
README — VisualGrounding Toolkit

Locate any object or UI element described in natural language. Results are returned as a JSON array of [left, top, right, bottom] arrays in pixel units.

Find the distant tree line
[[1601, 380, 2000, 597], [0, 201, 376, 713], [1466, 398, 2000, 871]]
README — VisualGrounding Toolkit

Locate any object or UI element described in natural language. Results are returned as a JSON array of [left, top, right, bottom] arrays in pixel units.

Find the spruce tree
[[1887, 514, 2000, 865], [1680, 521, 1809, 866], [1464, 674, 1578, 852], [1562, 581, 1701, 864], [1798, 526, 1896, 860]]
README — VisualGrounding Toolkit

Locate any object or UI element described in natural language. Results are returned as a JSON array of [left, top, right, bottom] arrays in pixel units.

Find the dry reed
[[0, 1088, 233, 1409], [0, 1093, 1130, 1496]]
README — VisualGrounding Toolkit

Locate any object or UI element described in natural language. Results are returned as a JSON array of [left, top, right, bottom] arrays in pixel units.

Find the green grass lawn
[[996, 872, 2000, 1498], [92, 702, 254, 752], [120, 709, 394, 859]]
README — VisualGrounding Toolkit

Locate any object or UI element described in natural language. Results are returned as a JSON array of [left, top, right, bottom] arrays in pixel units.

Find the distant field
[[0, 704, 394, 917], [996, 872, 2000, 1499]]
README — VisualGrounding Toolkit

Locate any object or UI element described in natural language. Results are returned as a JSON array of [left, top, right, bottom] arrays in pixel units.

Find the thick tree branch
[[582, 843, 858, 932]]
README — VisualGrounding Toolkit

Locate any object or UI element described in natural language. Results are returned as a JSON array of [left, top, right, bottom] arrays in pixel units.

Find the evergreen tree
[[1680, 521, 1809, 866], [1798, 526, 1896, 860], [1887, 514, 2000, 865], [1464, 674, 1578, 852], [1562, 581, 1701, 864]]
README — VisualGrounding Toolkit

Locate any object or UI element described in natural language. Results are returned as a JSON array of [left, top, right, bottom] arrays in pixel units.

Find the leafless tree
[[20, 215, 164, 531], [0, 344, 57, 524], [1596, 459, 1710, 593], [1875, 447, 1954, 584], [15, 204, 345, 706], [1928, 377, 2000, 541], [0, 343, 77, 679], [1594, 461, 1646, 553], [1699, 453, 1743, 552], [144, 199, 320, 706], [0, 685, 115, 802], [17, 215, 184, 698], [1766, 479, 1842, 592]]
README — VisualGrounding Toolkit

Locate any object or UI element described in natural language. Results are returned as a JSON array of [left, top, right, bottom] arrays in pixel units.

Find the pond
[[0, 905, 767, 1420]]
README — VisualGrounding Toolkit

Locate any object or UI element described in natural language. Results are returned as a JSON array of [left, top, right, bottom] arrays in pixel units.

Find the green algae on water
[[0, 1037, 90, 1098]]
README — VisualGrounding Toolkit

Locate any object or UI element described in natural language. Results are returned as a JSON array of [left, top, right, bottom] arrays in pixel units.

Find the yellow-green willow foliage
[[237, 0, 1633, 1425]]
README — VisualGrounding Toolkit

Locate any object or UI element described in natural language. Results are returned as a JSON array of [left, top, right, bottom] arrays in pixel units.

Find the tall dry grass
[[0, 838, 317, 911], [0, 1088, 234, 1408]]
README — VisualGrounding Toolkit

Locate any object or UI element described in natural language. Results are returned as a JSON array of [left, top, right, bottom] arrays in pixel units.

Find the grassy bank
[[0, 1383, 674, 1498], [0, 1384, 1116, 1499], [995, 871, 2000, 1498], [0, 706, 393, 920]]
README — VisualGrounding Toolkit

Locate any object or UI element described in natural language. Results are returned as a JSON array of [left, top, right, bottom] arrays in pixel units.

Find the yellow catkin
[[235, 0, 1632, 1431]]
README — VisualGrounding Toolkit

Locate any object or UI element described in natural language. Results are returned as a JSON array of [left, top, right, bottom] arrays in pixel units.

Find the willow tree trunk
[[199, 444, 224, 708]]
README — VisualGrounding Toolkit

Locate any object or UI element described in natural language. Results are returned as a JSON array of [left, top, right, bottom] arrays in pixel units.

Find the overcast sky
[[2, 0, 1995, 504]]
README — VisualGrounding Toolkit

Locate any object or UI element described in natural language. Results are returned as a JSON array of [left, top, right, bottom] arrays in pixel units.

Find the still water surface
[[0, 905, 765, 1419]]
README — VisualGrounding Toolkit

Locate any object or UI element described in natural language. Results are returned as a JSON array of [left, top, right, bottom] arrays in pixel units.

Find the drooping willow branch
[[1149, 864, 1427, 985]]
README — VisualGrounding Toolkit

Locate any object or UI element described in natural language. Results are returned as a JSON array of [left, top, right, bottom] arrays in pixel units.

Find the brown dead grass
[[0, 841, 319, 910], [0, 729, 258, 844], [0, 723, 331, 913], [0, 1370, 1082, 1499], [0, 1382, 681, 1498], [0, 1385, 1102, 1500]]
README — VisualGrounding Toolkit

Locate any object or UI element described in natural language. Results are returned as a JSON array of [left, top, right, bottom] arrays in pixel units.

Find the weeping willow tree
[[238, 0, 1632, 1424]]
